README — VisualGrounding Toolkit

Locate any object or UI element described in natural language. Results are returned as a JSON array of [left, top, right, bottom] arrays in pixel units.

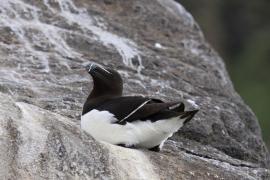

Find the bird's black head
[[86, 63, 123, 99]]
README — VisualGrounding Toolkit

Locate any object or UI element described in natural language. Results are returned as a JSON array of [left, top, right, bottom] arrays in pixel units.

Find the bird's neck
[[88, 88, 121, 100], [82, 90, 121, 115]]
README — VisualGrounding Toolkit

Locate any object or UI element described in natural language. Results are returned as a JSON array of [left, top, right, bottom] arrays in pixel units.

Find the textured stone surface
[[0, 0, 269, 179], [0, 93, 269, 179]]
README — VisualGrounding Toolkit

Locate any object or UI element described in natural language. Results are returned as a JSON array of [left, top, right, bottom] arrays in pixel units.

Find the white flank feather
[[81, 109, 185, 149]]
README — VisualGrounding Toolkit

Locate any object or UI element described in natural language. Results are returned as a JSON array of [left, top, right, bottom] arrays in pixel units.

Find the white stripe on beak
[[88, 63, 95, 72], [87, 63, 112, 74]]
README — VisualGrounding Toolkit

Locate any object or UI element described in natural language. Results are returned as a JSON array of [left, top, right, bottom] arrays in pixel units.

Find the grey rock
[[0, 0, 269, 179]]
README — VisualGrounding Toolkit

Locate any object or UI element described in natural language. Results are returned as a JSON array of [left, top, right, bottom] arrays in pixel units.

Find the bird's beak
[[85, 63, 98, 73], [85, 63, 112, 75]]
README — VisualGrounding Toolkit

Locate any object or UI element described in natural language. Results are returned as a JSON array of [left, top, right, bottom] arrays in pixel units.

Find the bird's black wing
[[94, 96, 187, 124]]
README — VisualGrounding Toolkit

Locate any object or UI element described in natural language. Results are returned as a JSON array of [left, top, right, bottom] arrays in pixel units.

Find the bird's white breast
[[81, 109, 185, 148]]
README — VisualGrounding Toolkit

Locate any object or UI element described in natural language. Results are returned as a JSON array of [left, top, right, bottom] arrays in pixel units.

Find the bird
[[81, 63, 198, 152]]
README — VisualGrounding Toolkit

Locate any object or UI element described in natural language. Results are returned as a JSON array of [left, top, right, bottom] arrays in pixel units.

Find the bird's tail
[[168, 102, 199, 124], [180, 109, 199, 125]]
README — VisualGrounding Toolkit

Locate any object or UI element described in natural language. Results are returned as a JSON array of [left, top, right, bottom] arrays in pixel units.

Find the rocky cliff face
[[0, 0, 269, 179]]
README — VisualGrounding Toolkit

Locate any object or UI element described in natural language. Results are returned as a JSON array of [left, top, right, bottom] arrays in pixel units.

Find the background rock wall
[[0, 0, 269, 179]]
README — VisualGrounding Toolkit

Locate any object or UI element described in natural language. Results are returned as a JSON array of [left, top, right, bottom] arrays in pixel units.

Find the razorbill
[[81, 63, 199, 151]]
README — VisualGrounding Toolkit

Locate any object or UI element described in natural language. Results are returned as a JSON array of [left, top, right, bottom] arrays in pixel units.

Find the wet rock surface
[[0, 0, 269, 179]]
